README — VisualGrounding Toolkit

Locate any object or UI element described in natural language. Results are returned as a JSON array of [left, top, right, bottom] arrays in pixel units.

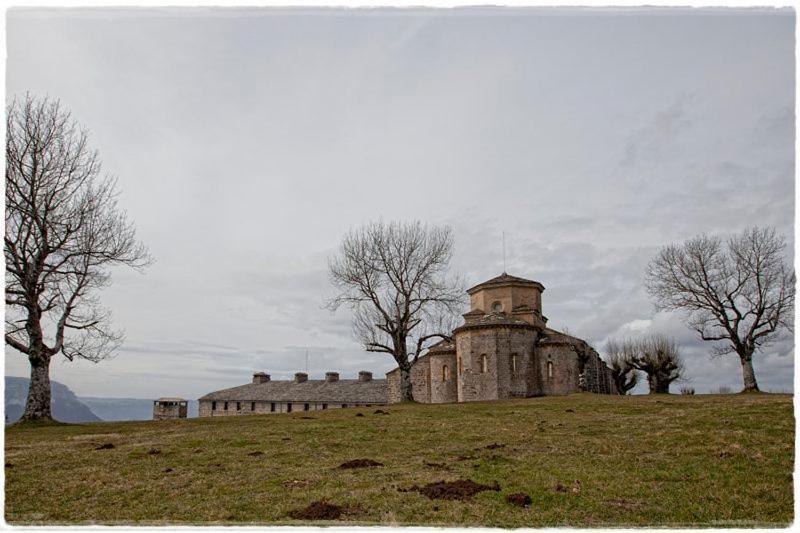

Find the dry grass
[[4, 393, 794, 527]]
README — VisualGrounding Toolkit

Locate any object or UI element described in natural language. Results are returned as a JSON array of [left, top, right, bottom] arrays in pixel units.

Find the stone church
[[386, 273, 617, 402]]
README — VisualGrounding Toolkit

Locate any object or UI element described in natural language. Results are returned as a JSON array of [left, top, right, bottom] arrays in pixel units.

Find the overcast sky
[[5, 7, 795, 399]]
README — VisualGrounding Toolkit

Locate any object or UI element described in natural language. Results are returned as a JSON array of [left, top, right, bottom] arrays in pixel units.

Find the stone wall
[[455, 327, 537, 402], [469, 285, 541, 316], [493, 328, 539, 399], [582, 350, 617, 394], [536, 344, 582, 395], [153, 403, 187, 420], [428, 352, 458, 403], [197, 400, 377, 417], [386, 356, 433, 404]]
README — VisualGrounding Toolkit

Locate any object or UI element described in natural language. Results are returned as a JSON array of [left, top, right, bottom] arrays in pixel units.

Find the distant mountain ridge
[[5, 376, 100, 424], [6, 376, 198, 422], [79, 397, 199, 421]]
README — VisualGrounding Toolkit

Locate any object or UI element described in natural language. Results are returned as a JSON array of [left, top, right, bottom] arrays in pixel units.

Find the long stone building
[[198, 371, 387, 417], [198, 272, 616, 415], [386, 273, 617, 402]]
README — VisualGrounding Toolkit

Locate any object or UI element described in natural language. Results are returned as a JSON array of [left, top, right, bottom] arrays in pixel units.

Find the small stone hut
[[198, 371, 387, 417], [153, 397, 188, 420]]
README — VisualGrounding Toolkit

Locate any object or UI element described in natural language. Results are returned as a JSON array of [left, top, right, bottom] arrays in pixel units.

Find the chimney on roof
[[252, 372, 270, 384], [358, 371, 373, 382], [325, 372, 339, 383], [294, 372, 308, 383]]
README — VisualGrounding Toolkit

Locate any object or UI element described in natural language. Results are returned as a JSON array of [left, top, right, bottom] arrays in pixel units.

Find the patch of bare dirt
[[339, 458, 383, 469], [247, 451, 264, 456], [506, 493, 532, 507], [455, 455, 476, 461], [476, 443, 506, 451], [299, 416, 316, 420], [424, 462, 449, 470], [565, 409, 575, 413], [404, 479, 501, 501], [288, 501, 343, 520], [147, 448, 161, 455], [373, 409, 389, 415], [554, 480, 581, 494], [355, 413, 365, 417], [605, 498, 641, 510], [94, 443, 114, 450], [164, 468, 173, 473]]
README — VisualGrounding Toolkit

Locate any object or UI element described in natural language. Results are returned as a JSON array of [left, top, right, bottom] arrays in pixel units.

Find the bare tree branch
[[644, 227, 794, 392], [326, 221, 465, 401], [5, 94, 152, 420]]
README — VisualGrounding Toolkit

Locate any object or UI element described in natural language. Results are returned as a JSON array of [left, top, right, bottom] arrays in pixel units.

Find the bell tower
[[466, 273, 547, 328]]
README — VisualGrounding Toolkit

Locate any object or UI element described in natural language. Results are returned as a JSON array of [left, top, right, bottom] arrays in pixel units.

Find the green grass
[[4, 393, 794, 527]]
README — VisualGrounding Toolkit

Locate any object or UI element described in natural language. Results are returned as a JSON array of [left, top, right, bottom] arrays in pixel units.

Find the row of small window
[[441, 357, 553, 381], [209, 401, 368, 412]]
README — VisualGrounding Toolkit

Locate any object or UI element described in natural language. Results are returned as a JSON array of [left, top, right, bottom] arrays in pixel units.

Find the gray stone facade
[[153, 397, 188, 420], [198, 371, 388, 417], [387, 273, 617, 403]]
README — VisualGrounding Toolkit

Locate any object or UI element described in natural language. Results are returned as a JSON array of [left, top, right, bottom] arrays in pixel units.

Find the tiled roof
[[198, 378, 388, 404], [427, 339, 456, 353], [454, 311, 535, 333], [467, 273, 545, 294]]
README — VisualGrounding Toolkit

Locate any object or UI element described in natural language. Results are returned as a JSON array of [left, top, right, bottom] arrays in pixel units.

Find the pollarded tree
[[5, 95, 151, 421], [326, 221, 465, 402], [604, 338, 639, 395], [645, 227, 794, 392], [630, 334, 684, 394]]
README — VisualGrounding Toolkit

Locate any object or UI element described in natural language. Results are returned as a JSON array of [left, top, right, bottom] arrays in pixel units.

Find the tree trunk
[[647, 373, 659, 394], [22, 355, 53, 421], [740, 355, 760, 392], [398, 360, 414, 402]]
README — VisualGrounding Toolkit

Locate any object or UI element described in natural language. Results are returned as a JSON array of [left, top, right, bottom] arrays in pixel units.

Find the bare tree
[[645, 227, 794, 392], [326, 221, 464, 402], [604, 338, 639, 395], [5, 95, 151, 421], [629, 334, 685, 394]]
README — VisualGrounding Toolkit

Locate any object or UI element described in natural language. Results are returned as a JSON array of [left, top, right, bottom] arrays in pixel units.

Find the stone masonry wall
[[455, 327, 536, 402], [386, 357, 432, 404], [582, 351, 617, 394], [428, 352, 458, 403], [492, 328, 539, 399], [536, 344, 581, 395], [198, 399, 372, 417]]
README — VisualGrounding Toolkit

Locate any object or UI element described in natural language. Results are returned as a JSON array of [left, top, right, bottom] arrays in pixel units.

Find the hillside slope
[[5, 376, 100, 424], [5, 393, 793, 527]]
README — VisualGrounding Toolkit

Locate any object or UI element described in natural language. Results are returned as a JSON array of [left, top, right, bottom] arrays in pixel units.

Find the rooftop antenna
[[502, 230, 507, 274], [305, 349, 309, 374]]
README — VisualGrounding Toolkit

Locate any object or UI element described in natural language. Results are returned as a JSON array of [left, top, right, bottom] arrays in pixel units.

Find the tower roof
[[466, 273, 545, 295]]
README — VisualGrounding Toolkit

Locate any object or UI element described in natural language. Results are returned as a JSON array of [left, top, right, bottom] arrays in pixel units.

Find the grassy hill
[[4, 393, 793, 527]]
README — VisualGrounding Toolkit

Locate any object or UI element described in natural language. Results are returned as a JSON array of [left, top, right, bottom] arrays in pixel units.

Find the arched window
[[547, 361, 554, 379], [442, 365, 450, 382], [457, 355, 462, 374], [491, 301, 503, 313], [480, 354, 488, 373]]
